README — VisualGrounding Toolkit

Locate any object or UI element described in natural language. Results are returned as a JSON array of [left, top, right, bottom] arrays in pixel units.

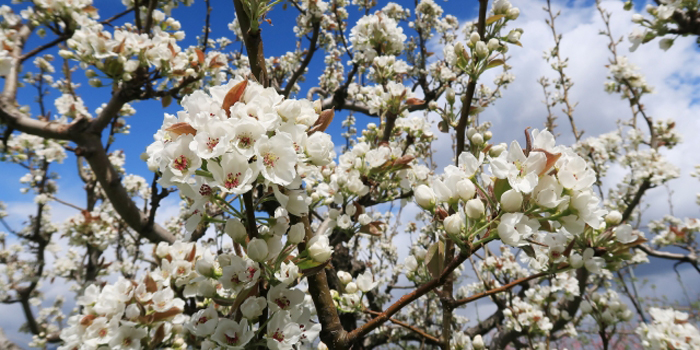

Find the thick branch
[[80, 135, 176, 243], [233, 0, 268, 85], [301, 216, 349, 350]]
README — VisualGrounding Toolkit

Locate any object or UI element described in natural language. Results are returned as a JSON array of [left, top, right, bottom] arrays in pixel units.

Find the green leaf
[[486, 14, 505, 25], [521, 245, 537, 259], [161, 95, 172, 108], [493, 177, 511, 202], [426, 241, 445, 279], [486, 59, 505, 69]]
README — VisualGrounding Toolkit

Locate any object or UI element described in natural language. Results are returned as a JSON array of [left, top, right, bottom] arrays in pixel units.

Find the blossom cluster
[[145, 78, 336, 233], [412, 129, 631, 273], [627, 0, 698, 51], [636, 307, 700, 350]]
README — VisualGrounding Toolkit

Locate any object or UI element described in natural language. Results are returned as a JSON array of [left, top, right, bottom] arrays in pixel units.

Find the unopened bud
[[415, 185, 436, 210], [469, 32, 480, 44], [475, 41, 489, 59], [444, 214, 464, 235], [605, 211, 622, 225]]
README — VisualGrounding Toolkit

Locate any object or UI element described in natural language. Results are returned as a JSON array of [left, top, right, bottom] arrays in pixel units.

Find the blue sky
[[2, 0, 700, 347]]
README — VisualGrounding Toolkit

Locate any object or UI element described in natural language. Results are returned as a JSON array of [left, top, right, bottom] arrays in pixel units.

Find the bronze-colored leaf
[[532, 148, 562, 176], [80, 314, 97, 327], [195, 48, 205, 64], [149, 324, 165, 350], [308, 108, 335, 135], [209, 57, 226, 68], [360, 221, 385, 236], [405, 98, 425, 106], [165, 122, 197, 136], [151, 307, 182, 322], [562, 239, 576, 258], [167, 43, 176, 57], [222, 80, 248, 118], [434, 207, 448, 221], [186, 244, 197, 262], [113, 38, 126, 54], [393, 155, 415, 167], [144, 273, 158, 293], [161, 95, 172, 108]]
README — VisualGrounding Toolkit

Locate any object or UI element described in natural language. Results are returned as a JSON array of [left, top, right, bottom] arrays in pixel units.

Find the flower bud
[[467, 127, 477, 139], [500, 189, 523, 212], [507, 30, 522, 43], [507, 7, 520, 19], [580, 300, 593, 314], [465, 198, 485, 219], [241, 296, 267, 320], [570, 253, 584, 269], [446, 87, 455, 105], [415, 185, 436, 210], [195, 258, 214, 276], [125, 304, 141, 320], [225, 218, 247, 243], [605, 210, 622, 225], [489, 143, 507, 157], [659, 38, 673, 51], [483, 131, 492, 141], [89, 78, 102, 87], [631, 14, 644, 23], [475, 41, 489, 59], [454, 42, 466, 60], [337, 271, 352, 284], [288, 223, 305, 244], [345, 203, 357, 216], [358, 213, 371, 226], [487, 38, 500, 51], [58, 50, 74, 59], [470, 132, 484, 145], [307, 235, 333, 262], [601, 310, 614, 324], [473, 335, 485, 350], [469, 32, 480, 44], [456, 179, 476, 201], [345, 282, 358, 294], [247, 238, 269, 262], [444, 214, 464, 235]]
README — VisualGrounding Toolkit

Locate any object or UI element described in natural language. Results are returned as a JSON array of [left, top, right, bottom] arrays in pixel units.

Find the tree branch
[[233, 0, 268, 85], [452, 271, 548, 308], [455, 0, 488, 162], [283, 20, 321, 97]]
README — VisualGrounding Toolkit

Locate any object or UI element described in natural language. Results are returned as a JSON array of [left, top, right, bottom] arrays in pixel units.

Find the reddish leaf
[[222, 80, 248, 118], [405, 98, 425, 106], [195, 48, 205, 64], [165, 122, 197, 136], [308, 108, 335, 135], [186, 244, 197, 262], [144, 273, 158, 293]]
